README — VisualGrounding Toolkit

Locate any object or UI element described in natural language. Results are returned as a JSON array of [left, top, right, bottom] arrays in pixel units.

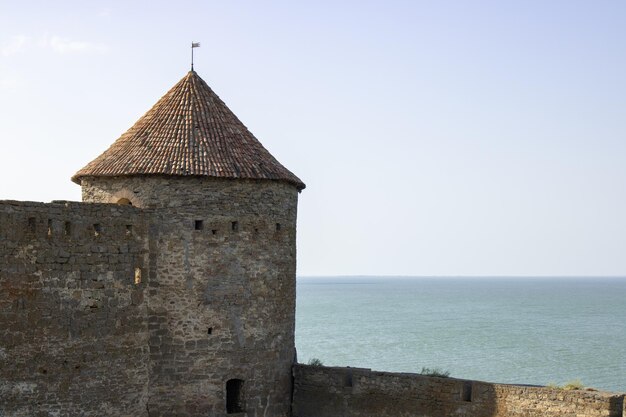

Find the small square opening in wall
[[211, 229, 217, 235], [126, 225, 133, 235], [194, 220, 204, 230], [231, 221, 239, 232], [64, 221, 72, 237], [93, 224, 102, 236], [207, 327, 213, 335]]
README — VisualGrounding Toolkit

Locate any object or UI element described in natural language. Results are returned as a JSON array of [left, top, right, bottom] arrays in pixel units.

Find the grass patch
[[419, 367, 450, 378], [547, 379, 585, 390], [307, 358, 324, 366], [563, 379, 584, 390]]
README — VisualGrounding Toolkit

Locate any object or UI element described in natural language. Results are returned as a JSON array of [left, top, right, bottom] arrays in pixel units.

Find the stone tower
[[73, 70, 305, 416]]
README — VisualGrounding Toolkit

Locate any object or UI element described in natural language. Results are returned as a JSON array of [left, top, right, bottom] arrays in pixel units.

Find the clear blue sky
[[1, 1, 625, 276]]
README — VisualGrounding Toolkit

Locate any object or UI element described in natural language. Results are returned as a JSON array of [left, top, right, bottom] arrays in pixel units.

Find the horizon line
[[297, 274, 626, 279]]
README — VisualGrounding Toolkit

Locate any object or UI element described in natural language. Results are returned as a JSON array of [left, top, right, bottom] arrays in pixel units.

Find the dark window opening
[[211, 229, 217, 235], [28, 217, 36, 233], [134, 267, 142, 285], [117, 198, 133, 206], [64, 221, 72, 237], [275, 223, 281, 231], [93, 223, 101, 236], [345, 371, 353, 387], [231, 221, 239, 232], [461, 381, 472, 402], [226, 379, 244, 414], [47, 219, 53, 237], [207, 327, 213, 335], [126, 225, 133, 235], [194, 220, 204, 230]]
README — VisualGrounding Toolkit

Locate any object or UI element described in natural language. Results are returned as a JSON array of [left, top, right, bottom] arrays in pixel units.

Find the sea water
[[295, 277, 626, 393]]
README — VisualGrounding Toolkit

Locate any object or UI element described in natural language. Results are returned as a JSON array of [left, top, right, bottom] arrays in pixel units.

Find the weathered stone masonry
[[0, 177, 299, 417], [293, 365, 626, 417], [82, 176, 299, 416], [0, 200, 150, 416]]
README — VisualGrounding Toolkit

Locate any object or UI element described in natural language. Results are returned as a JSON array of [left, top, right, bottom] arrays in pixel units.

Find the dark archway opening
[[226, 378, 244, 414], [117, 198, 133, 206]]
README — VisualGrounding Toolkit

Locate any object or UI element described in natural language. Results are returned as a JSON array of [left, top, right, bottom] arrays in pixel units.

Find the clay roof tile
[[72, 71, 305, 190]]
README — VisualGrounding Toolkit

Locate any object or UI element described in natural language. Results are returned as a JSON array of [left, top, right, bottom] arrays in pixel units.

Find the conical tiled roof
[[72, 71, 305, 190]]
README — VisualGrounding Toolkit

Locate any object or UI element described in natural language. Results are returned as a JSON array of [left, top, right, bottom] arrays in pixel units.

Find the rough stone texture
[[82, 176, 299, 417], [0, 200, 150, 417], [4, 152, 622, 417], [0, 174, 299, 417], [292, 364, 626, 417]]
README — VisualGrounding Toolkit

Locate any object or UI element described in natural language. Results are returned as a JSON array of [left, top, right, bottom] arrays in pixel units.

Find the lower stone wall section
[[292, 364, 625, 417], [0, 201, 150, 417]]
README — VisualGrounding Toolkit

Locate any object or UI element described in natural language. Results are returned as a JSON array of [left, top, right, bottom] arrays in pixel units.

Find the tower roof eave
[[72, 71, 305, 191]]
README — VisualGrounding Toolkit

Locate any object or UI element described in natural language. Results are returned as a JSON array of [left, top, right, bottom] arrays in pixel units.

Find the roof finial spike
[[191, 42, 200, 71]]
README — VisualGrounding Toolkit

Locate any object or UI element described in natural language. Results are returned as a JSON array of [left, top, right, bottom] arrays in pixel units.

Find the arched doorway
[[226, 379, 244, 414]]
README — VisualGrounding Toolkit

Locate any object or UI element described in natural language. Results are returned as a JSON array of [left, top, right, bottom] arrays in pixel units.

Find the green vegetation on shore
[[547, 379, 585, 390], [419, 367, 450, 378]]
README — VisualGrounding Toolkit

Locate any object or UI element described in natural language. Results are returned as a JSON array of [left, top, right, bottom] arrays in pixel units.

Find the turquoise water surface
[[295, 277, 626, 393]]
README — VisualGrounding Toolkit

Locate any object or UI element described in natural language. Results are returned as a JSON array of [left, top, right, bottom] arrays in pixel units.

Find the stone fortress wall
[[81, 176, 299, 417], [1, 195, 624, 417], [0, 200, 150, 416], [292, 364, 626, 417], [0, 176, 299, 417], [2, 195, 625, 417]]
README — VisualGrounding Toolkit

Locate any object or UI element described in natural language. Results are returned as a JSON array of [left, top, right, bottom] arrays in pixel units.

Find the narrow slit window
[[195, 220, 204, 230], [345, 371, 353, 387], [134, 267, 142, 285], [126, 225, 133, 235], [28, 217, 36, 233], [47, 219, 53, 237], [64, 221, 72, 237], [226, 379, 244, 414], [93, 223, 102, 237], [461, 381, 472, 402], [207, 327, 213, 335], [231, 221, 239, 232], [275, 223, 281, 232]]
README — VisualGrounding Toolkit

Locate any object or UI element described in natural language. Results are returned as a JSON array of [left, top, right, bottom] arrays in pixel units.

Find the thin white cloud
[[1, 35, 29, 57], [39, 34, 108, 54], [2, 34, 108, 57]]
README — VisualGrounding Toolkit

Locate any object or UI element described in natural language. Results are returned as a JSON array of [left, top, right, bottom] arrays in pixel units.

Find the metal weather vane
[[191, 42, 200, 70]]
